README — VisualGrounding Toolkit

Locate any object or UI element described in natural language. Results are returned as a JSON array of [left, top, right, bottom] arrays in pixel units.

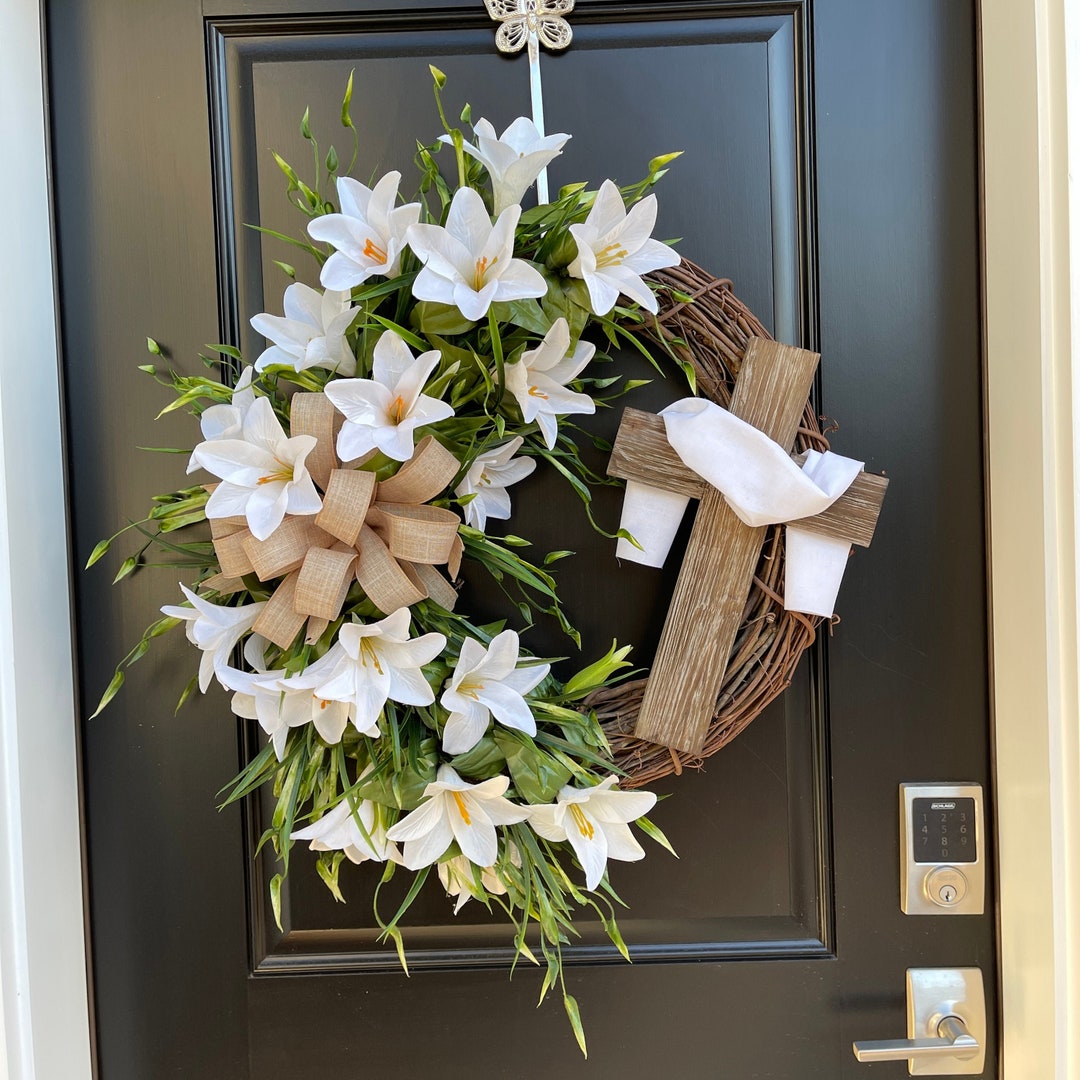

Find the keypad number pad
[[912, 797, 976, 864]]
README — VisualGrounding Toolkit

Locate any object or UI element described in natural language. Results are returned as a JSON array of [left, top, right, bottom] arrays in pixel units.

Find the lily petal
[[527, 804, 567, 842], [441, 709, 490, 755], [564, 810, 610, 891], [399, 814, 455, 871], [448, 800, 499, 867]]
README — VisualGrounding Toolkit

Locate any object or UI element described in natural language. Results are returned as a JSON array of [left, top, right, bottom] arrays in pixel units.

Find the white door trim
[[1, 0, 1074, 1077], [982, 0, 1080, 1076], [0, 2, 94, 1079]]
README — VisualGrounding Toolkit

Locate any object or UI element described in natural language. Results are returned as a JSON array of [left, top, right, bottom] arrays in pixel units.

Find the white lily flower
[[249, 282, 357, 375], [197, 366, 256, 443], [188, 395, 322, 541], [440, 630, 550, 755], [385, 764, 530, 870], [441, 117, 570, 215], [289, 608, 446, 738], [528, 776, 657, 891], [324, 330, 454, 463], [221, 658, 354, 760], [503, 318, 596, 449], [307, 172, 421, 290], [438, 853, 507, 914], [454, 436, 536, 532], [405, 186, 546, 322], [290, 795, 401, 865], [568, 179, 681, 315], [160, 584, 265, 694]]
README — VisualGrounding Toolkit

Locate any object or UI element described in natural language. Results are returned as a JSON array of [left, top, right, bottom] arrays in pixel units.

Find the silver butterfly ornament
[[484, 0, 574, 54]]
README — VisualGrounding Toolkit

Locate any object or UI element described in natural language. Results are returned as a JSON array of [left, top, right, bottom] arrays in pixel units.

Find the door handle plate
[[853, 968, 986, 1075]]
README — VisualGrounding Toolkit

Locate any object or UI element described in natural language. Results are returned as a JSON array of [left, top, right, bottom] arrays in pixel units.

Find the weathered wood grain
[[608, 408, 707, 499], [609, 408, 888, 546], [789, 458, 888, 546], [633, 338, 821, 753]]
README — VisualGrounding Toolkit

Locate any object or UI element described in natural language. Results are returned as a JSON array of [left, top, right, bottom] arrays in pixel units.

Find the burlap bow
[[203, 392, 463, 650]]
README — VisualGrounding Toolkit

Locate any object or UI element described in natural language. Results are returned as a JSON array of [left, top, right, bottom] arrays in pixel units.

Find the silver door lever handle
[[853, 968, 986, 1074], [854, 1015, 980, 1063]]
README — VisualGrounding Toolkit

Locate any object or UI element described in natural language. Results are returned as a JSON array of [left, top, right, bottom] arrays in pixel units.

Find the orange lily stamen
[[358, 638, 384, 675], [569, 804, 595, 839], [595, 243, 629, 269], [474, 255, 498, 290], [452, 791, 472, 825], [256, 465, 293, 485], [363, 237, 388, 264]]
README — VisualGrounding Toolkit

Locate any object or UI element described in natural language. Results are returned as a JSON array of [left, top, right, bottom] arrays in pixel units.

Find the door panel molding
[[204, 2, 833, 976], [256, 917, 829, 976]]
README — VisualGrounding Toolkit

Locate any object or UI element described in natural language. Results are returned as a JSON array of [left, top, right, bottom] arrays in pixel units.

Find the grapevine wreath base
[[596, 259, 829, 787]]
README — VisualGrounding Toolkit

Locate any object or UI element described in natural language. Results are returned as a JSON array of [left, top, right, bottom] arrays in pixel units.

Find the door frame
[[0, 1, 1073, 1076], [981, 2, 1080, 1076]]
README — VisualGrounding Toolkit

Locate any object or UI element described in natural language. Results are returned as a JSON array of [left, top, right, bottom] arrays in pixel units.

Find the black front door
[[50, 1, 993, 1075]]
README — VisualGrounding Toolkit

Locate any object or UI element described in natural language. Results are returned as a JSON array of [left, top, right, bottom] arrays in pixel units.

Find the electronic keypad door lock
[[853, 968, 986, 1075], [900, 783, 984, 915]]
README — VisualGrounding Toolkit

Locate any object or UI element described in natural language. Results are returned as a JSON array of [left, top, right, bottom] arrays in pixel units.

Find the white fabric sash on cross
[[615, 397, 863, 617]]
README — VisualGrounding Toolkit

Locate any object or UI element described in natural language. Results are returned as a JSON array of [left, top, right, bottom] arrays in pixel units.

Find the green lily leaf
[[269, 873, 284, 932], [541, 277, 590, 342], [412, 301, 476, 336], [490, 297, 550, 336], [355, 753, 437, 810], [448, 734, 506, 779], [494, 728, 572, 804]]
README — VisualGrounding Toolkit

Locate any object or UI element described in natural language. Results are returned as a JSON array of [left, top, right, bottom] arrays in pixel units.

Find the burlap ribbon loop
[[376, 435, 459, 503], [290, 392, 340, 491], [356, 524, 428, 613], [316, 469, 377, 547], [208, 415, 463, 650], [351, 437, 462, 613], [367, 503, 460, 564]]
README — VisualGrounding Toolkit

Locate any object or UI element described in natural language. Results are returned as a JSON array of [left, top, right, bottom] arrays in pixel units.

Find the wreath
[[92, 70, 873, 1054]]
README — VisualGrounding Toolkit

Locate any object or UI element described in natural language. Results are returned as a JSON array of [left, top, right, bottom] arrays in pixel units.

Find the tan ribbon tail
[[291, 392, 340, 491], [376, 436, 459, 504], [294, 546, 357, 622], [213, 529, 256, 578], [448, 534, 464, 580], [371, 503, 460, 564], [411, 563, 459, 611], [305, 617, 330, 646], [242, 517, 333, 582], [355, 524, 427, 613], [253, 571, 307, 650], [316, 469, 376, 546], [199, 572, 247, 596]]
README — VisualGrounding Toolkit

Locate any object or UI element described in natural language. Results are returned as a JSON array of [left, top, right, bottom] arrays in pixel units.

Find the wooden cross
[[607, 337, 889, 754]]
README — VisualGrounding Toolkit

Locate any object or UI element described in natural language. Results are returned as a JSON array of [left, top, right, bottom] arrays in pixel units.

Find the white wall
[[0, 2, 94, 1078]]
